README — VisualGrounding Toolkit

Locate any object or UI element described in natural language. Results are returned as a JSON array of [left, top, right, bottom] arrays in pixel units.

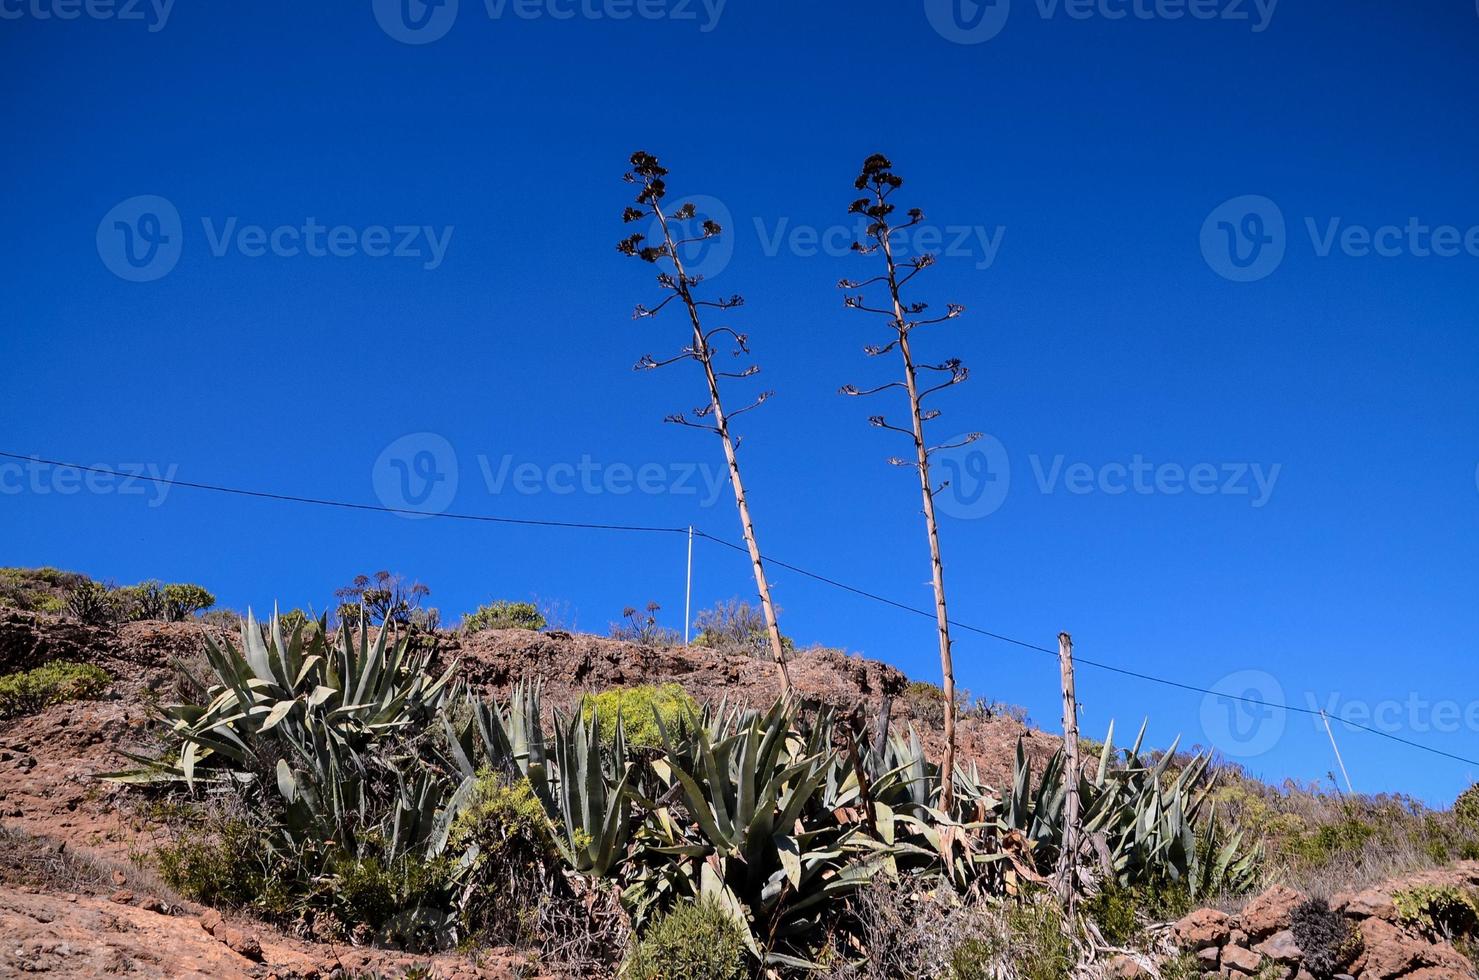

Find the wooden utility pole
[[1056, 631, 1081, 915]]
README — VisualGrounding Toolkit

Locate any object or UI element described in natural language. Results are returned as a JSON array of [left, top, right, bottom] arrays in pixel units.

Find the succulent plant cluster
[[114, 611, 1261, 968]]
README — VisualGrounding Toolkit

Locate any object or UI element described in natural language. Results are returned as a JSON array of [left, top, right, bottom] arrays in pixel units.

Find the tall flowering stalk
[[839, 154, 980, 807], [617, 151, 793, 697]]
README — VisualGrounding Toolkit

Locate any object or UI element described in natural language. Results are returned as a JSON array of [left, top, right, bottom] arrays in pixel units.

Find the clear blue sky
[[3, 1, 1477, 805]]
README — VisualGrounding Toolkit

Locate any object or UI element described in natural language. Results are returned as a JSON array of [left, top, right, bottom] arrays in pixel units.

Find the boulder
[[1352, 918, 1426, 978], [1222, 943, 1263, 974], [1240, 884, 1304, 938], [1255, 928, 1303, 963], [1173, 907, 1231, 949], [1333, 887, 1396, 922]]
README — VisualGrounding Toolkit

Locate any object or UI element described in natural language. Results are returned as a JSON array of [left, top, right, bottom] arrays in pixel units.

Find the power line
[[5, 450, 1477, 769], [694, 530, 1479, 767], [0, 452, 689, 535]]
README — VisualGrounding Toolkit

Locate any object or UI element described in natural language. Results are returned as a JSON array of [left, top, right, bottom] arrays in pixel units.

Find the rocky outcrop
[[1172, 864, 1479, 979]]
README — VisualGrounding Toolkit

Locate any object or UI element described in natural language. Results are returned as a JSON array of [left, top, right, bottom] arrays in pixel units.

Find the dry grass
[[0, 823, 185, 907], [819, 879, 1080, 980], [1206, 771, 1479, 905]]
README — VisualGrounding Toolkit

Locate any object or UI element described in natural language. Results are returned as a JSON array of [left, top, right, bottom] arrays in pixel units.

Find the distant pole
[[1320, 709, 1355, 795], [1056, 631, 1081, 916], [684, 525, 694, 645]]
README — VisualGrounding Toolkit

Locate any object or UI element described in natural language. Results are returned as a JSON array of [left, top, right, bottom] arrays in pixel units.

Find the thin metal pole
[[1320, 709, 1355, 795], [684, 525, 694, 645]]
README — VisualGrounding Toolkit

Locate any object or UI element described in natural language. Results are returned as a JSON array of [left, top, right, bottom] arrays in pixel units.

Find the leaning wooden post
[[1056, 631, 1081, 915]]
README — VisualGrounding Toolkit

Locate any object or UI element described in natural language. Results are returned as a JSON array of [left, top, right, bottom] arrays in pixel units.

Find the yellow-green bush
[[1393, 884, 1479, 939], [0, 661, 109, 719], [625, 897, 748, 980], [581, 683, 698, 746], [447, 770, 561, 947]]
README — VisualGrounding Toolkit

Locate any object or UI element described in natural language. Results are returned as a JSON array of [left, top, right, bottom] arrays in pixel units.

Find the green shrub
[[325, 851, 453, 947], [162, 583, 216, 621], [200, 608, 246, 631], [448, 770, 558, 945], [1393, 884, 1479, 940], [155, 813, 296, 917], [157, 807, 453, 947], [64, 579, 118, 625], [948, 901, 1073, 980], [114, 581, 166, 620], [1456, 784, 1479, 835], [625, 897, 748, 980], [0, 661, 110, 719], [1084, 884, 1142, 945], [902, 680, 947, 728], [581, 683, 698, 746], [461, 600, 546, 633], [0, 566, 88, 614], [1083, 880, 1195, 946], [691, 597, 793, 659]]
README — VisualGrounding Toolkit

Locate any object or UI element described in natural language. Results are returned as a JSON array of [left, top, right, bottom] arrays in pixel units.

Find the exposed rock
[[1333, 886, 1396, 922], [1240, 884, 1305, 938], [1352, 917, 1427, 978], [1104, 954, 1149, 977], [1221, 942, 1263, 974], [1255, 929, 1303, 963], [1174, 907, 1231, 949]]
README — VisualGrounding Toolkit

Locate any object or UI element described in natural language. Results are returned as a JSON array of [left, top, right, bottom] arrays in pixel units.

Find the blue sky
[[2, 1, 1477, 804]]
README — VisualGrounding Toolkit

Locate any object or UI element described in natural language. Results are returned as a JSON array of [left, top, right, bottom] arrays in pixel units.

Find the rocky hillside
[[1159, 864, 1479, 979]]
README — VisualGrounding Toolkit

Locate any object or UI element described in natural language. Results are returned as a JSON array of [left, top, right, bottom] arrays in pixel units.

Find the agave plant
[[110, 610, 463, 856], [622, 700, 892, 969], [441, 679, 634, 877], [1004, 720, 1262, 899]]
